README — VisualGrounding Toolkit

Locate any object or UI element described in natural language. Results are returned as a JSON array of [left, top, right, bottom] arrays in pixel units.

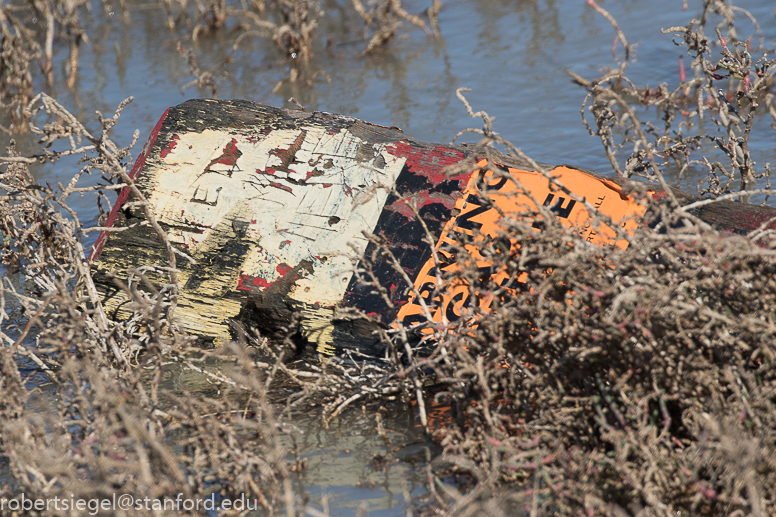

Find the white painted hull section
[[148, 127, 406, 315]]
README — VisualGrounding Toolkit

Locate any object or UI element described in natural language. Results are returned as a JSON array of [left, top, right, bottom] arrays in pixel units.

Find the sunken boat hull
[[91, 99, 776, 355]]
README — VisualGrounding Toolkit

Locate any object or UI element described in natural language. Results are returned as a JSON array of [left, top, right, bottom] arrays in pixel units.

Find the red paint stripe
[[269, 181, 293, 193], [160, 134, 179, 158], [726, 211, 776, 232], [385, 190, 457, 221], [650, 190, 668, 200], [237, 274, 273, 291], [385, 141, 470, 188], [89, 107, 171, 261], [237, 263, 297, 292], [214, 138, 240, 165]]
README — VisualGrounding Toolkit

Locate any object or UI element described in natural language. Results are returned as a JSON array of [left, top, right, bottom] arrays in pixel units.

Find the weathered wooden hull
[[91, 99, 776, 355]]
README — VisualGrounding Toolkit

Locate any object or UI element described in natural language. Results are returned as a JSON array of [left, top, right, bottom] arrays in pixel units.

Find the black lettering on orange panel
[[456, 203, 491, 233], [532, 194, 553, 229], [551, 196, 576, 218], [433, 259, 455, 275], [445, 291, 464, 322], [401, 280, 444, 326], [445, 290, 475, 323], [401, 311, 427, 327], [438, 240, 456, 256], [475, 168, 509, 192], [416, 279, 443, 310], [532, 193, 577, 228], [434, 245, 458, 272]]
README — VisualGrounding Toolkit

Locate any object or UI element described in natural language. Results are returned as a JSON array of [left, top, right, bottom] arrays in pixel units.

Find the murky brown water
[[4, 0, 776, 514]]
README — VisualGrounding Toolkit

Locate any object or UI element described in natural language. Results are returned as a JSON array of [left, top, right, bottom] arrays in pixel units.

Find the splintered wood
[[91, 100, 776, 356]]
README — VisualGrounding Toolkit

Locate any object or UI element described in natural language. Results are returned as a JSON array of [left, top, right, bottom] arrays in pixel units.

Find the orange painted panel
[[396, 161, 647, 330]]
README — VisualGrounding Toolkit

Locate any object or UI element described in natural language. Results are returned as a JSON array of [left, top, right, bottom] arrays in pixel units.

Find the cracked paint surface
[[144, 126, 405, 348]]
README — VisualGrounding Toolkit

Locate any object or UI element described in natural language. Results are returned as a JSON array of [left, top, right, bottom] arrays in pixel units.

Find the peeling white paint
[[148, 127, 406, 312]]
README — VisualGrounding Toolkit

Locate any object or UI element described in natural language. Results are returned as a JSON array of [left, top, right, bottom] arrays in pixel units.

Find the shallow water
[[155, 360, 435, 516], [4, 0, 776, 514]]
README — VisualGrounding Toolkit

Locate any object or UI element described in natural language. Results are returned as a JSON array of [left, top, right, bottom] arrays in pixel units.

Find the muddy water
[[5, 0, 776, 514]]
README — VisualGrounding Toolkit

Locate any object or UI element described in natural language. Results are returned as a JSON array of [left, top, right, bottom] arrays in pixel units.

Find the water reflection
[[151, 359, 436, 516], [292, 407, 434, 515], [7, 0, 774, 189]]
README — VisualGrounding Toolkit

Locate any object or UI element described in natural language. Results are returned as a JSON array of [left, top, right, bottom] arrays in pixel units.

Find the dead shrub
[[177, 41, 221, 98], [570, 0, 775, 199], [0, 3, 40, 130], [3, 1, 776, 515], [28, 0, 90, 88], [351, 0, 431, 55], [351, 130, 776, 515], [342, 3, 776, 512]]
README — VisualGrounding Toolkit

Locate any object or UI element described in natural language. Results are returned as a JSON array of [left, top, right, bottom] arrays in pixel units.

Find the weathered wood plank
[[90, 99, 776, 356]]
